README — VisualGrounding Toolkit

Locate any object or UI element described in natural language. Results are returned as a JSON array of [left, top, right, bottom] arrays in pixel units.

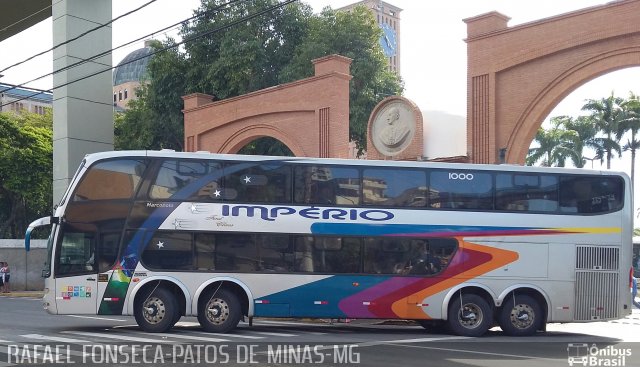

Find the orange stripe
[[391, 238, 519, 319]]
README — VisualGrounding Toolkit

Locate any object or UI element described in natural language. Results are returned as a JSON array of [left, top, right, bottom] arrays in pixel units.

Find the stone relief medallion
[[371, 100, 417, 156]]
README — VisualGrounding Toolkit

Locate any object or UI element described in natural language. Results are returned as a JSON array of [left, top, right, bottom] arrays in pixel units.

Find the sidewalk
[[0, 291, 43, 298]]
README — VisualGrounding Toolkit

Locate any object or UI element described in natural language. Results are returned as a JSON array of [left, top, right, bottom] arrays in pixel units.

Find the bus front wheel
[[498, 294, 542, 336], [198, 289, 241, 333], [134, 287, 178, 333], [447, 294, 492, 337]]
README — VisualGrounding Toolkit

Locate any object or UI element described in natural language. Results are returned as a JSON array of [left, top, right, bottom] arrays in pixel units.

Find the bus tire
[[498, 294, 542, 336], [134, 287, 178, 333], [198, 289, 241, 333], [170, 308, 182, 328], [447, 294, 492, 337]]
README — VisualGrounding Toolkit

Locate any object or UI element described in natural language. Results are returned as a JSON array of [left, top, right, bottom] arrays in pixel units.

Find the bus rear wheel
[[498, 294, 542, 336], [198, 289, 241, 333], [447, 294, 492, 337], [134, 287, 178, 333]]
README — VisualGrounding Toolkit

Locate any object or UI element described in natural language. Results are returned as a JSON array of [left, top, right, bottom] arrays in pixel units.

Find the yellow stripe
[[559, 227, 621, 234]]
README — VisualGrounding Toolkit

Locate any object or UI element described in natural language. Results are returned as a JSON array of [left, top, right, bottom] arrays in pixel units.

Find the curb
[[0, 292, 44, 298]]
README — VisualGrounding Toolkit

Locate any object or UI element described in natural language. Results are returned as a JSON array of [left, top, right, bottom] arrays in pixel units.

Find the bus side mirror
[[25, 216, 56, 252]]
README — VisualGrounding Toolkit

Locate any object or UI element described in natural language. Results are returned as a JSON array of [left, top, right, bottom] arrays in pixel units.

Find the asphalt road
[[1, 296, 639, 367]]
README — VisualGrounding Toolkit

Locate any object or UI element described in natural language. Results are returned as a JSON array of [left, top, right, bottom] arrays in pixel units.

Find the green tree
[[0, 112, 52, 238], [238, 137, 294, 156], [526, 124, 576, 167], [116, 1, 402, 154], [555, 115, 605, 168], [117, 1, 313, 151], [620, 93, 640, 186], [115, 39, 188, 150], [582, 92, 625, 169], [280, 6, 403, 153]]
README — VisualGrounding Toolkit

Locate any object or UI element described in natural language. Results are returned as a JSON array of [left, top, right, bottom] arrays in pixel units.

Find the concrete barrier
[[0, 239, 47, 291]]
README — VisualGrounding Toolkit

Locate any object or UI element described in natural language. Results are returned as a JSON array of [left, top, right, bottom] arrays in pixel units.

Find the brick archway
[[217, 122, 306, 156], [465, 0, 640, 164], [182, 55, 352, 158]]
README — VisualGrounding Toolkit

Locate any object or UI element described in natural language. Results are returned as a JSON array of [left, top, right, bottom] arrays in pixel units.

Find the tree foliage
[[116, 1, 403, 154], [0, 111, 52, 238], [526, 121, 577, 167], [527, 91, 640, 190], [280, 6, 403, 153], [581, 92, 625, 169]]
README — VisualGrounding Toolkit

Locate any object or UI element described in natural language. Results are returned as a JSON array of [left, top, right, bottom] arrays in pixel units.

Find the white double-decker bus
[[26, 150, 634, 337]]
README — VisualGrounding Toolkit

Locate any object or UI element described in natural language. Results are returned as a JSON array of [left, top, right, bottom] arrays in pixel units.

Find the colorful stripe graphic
[[310, 223, 620, 237], [255, 238, 518, 319]]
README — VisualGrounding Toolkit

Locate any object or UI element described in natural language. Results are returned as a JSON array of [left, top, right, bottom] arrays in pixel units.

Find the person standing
[[632, 276, 640, 309], [0, 262, 9, 293]]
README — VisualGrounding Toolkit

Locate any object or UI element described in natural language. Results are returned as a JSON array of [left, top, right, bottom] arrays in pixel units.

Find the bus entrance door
[[55, 274, 98, 314], [54, 227, 99, 314]]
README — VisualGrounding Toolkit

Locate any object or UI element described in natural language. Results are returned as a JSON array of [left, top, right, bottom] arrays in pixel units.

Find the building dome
[[112, 45, 154, 86]]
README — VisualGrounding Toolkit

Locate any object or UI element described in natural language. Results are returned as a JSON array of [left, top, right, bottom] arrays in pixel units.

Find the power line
[[0, 4, 52, 34], [0, 0, 157, 75], [0, 0, 299, 109], [0, 0, 247, 96], [0, 82, 51, 95]]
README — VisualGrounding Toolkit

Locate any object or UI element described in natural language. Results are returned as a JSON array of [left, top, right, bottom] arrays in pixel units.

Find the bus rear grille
[[574, 271, 619, 321], [575, 246, 619, 270]]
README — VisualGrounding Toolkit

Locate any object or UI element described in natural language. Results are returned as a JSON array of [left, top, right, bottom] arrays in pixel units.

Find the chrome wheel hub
[[206, 298, 230, 325], [458, 303, 483, 329], [142, 296, 166, 325], [509, 304, 535, 330]]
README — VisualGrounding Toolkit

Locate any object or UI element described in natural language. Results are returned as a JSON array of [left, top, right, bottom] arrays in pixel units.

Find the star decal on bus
[[189, 203, 209, 214], [172, 218, 194, 229], [243, 176, 251, 184], [156, 241, 164, 249], [214, 189, 221, 197]]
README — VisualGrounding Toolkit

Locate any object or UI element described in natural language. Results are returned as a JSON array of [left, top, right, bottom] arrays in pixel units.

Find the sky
[[1, 0, 639, 211]]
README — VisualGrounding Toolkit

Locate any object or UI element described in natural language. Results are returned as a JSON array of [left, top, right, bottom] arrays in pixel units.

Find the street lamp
[[583, 156, 598, 169]]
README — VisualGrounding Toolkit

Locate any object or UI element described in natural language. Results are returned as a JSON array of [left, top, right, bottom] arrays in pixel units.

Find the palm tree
[[581, 92, 625, 169], [526, 126, 576, 167], [620, 93, 640, 186], [552, 115, 603, 168]]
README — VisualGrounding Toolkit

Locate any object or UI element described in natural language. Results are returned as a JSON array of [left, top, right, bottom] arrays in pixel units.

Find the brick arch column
[[507, 48, 640, 164], [465, 0, 640, 164], [182, 55, 352, 158]]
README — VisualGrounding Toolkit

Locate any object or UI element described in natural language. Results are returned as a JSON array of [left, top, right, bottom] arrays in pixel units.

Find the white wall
[[422, 110, 466, 159]]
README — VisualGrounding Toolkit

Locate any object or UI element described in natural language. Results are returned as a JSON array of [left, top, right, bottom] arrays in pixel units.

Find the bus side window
[[57, 227, 97, 276], [259, 235, 293, 272], [560, 176, 623, 214], [215, 234, 259, 272], [225, 163, 292, 203], [294, 166, 360, 205], [195, 234, 216, 271], [98, 232, 120, 273], [295, 237, 315, 272], [140, 232, 194, 271]]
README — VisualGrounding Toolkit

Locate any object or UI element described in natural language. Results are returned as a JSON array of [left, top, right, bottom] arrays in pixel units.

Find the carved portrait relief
[[371, 100, 416, 156]]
